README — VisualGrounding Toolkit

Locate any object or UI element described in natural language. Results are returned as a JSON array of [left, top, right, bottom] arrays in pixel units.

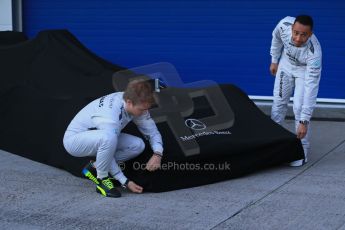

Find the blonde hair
[[123, 79, 155, 105]]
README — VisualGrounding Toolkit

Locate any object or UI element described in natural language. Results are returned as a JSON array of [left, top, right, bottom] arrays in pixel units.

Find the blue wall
[[23, 0, 345, 99]]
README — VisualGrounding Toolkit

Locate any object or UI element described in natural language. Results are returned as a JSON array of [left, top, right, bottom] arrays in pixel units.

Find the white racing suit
[[63, 92, 163, 185], [270, 16, 322, 162]]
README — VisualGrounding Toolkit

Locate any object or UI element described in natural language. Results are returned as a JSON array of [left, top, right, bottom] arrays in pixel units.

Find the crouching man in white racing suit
[[269, 15, 322, 166], [63, 79, 163, 197]]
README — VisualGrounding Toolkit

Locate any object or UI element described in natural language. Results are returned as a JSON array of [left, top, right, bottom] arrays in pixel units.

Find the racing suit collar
[[122, 100, 132, 119]]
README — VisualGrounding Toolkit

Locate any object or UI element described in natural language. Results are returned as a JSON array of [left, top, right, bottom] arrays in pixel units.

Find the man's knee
[[98, 132, 117, 149], [271, 101, 288, 122], [125, 138, 145, 160], [134, 138, 145, 155], [272, 96, 289, 107]]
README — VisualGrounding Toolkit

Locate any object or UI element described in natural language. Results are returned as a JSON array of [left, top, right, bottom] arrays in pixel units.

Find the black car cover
[[0, 30, 304, 192]]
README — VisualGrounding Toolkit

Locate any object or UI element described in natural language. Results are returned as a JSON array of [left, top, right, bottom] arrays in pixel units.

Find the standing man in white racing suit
[[63, 79, 163, 197], [270, 15, 322, 166]]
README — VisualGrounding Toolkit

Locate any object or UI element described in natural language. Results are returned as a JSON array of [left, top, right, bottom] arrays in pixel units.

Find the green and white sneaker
[[82, 161, 121, 197], [96, 177, 122, 198]]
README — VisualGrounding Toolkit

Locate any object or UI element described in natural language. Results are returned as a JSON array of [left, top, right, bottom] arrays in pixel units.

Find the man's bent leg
[[64, 130, 118, 178], [115, 133, 145, 161], [64, 130, 121, 197], [271, 69, 294, 125], [92, 131, 118, 179], [109, 133, 145, 180], [63, 130, 102, 157]]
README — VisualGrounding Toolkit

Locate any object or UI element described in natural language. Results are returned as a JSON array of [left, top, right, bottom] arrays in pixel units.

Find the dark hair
[[123, 79, 156, 106], [294, 15, 314, 30]]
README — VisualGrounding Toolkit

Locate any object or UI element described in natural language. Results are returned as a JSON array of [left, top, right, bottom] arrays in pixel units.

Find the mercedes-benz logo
[[185, 119, 206, 130]]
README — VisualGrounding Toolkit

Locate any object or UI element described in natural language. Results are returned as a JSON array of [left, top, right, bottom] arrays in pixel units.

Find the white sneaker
[[289, 159, 307, 167]]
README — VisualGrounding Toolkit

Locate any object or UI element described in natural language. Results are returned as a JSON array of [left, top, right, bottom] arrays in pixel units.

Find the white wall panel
[[0, 0, 12, 31]]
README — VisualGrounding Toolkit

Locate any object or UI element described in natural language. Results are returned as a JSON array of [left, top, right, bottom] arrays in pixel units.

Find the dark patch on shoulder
[[118, 105, 123, 121], [309, 42, 315, 54]]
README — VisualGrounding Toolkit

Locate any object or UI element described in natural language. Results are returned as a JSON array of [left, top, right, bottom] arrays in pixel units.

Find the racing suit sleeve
[[301, 54, 322, 121], [270, 20, 284, 64], [133, 111, 164, 156]]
